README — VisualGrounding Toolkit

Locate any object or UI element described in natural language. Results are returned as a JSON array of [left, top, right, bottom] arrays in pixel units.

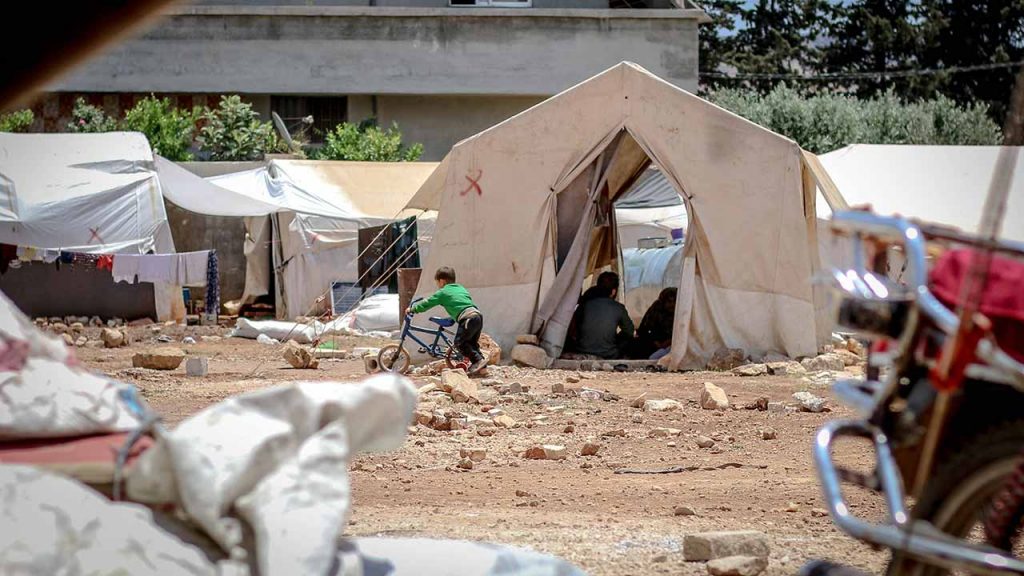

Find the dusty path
[[77, 326, 888, 576]]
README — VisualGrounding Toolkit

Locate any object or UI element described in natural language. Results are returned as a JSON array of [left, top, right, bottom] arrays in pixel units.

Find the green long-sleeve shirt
[[410, 283, 477, 319]]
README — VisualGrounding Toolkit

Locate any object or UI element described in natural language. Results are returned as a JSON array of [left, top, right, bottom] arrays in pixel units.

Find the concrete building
[[33, 0, 706, 159]]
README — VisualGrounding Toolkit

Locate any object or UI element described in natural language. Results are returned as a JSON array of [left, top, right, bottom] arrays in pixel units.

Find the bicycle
[[377, 298, 464, 374]]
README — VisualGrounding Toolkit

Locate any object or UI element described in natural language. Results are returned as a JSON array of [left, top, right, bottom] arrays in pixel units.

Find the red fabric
[[929, 249, 1024, 362], [0, 433, 153, 469], [96, 254, 113, 271]]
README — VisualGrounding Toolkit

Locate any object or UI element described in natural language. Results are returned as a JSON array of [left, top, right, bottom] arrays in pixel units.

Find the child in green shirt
[[406, 266, 487, 374]]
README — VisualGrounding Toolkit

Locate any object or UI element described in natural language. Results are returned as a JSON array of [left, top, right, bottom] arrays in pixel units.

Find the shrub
[[67, 98, 117, 133], [0, 109, 34, 133], [121, 96, 200, 161], [313, 119, 424, 162], [196, 95, 278, 161]]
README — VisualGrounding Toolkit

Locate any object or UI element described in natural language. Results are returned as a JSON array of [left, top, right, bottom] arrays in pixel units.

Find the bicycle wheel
[[378, 344, 411, 374], [445, 345, 464, 369]]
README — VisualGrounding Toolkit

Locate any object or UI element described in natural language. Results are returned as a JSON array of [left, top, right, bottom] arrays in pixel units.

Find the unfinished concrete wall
[[376, 95, 544, 160], [168, 161, 265, 303], [50, 7, 702, 96]]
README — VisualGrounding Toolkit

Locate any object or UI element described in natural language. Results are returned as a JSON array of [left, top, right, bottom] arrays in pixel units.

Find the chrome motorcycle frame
[[815, 211, 1024, 575]]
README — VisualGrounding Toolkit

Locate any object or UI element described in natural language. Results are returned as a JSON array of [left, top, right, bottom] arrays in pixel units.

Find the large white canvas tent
[[406, 62, 831, 369], [815, 145, 1024, 243], [159, 158, 438, 319], [0, 132, 182, 321]]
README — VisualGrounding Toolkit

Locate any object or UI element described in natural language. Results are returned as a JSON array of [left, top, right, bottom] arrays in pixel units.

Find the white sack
[[323, 294, 402, 336], [230, 317, 320, 343], [126, 374, 418, 576], [336, 537, 587, 576], [0, 291, 139, 439], [0, 464, 223, 576]]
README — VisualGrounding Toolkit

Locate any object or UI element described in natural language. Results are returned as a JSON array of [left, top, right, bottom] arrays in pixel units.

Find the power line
[[700, 60, 1024, 81]]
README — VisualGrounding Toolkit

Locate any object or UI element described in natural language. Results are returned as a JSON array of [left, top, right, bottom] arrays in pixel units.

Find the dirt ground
[[76, 324, 889, 576]]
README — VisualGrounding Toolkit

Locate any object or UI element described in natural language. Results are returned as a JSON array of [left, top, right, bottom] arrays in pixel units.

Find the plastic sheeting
[[0, 290, 140, 439], [126, 375, 419, 576], [336, 538, 586, 576], [231, 318, 320, 343], [621, 244, 684, 324], [323, 293, 401, 336]]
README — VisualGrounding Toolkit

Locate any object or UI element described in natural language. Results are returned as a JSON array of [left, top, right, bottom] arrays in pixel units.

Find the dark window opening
[[271, 95, 348, 144]]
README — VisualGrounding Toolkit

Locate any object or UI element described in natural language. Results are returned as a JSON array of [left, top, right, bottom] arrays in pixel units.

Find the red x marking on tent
[[460, 169, 483, 197], [88, 227, 105, 244]]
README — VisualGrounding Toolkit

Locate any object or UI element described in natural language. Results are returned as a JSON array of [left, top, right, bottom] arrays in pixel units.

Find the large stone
[[707, 348, 747, 371], [493, 414, 518, 428], [801, 353, 845, 373], [132, 348, 186, 371], [834, 349, 862, 367], [732, 364, 768, 377], [643, 399, 683, 412], [516, 334, 540, 346], [479, 332, 502, 365], [283, 340, 317, 369], [443, 370, 480, 404], [581, 441, 602, 456], [700, 382, 730, 411], [767, 361, 806, 377], [61, 334, 74, 347], [523, 445, 567, 460], [706, 556, 768, 576], [460, 448, 488, 462], [793, 391, 828, 413], [696, 436, 715, 449], [683, 531, 770, 561], [511, 344, 551, 369]]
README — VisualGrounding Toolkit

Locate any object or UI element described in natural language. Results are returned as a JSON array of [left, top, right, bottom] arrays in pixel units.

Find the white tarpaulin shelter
[[815, 145, 1024, 243], [406, 62, 830, 369], [0, 132, 181, 320], [159, 159, 438, 319]]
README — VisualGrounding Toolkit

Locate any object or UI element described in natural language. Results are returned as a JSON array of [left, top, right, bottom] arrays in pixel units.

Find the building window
[[270, 96, 348, 144], [450, 0, 532, 7]]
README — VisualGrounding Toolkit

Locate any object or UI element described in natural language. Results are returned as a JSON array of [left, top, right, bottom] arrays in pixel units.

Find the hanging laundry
[[112, 254, 141, 284], [96, 255, 113, 271], [0, 244, 15, 275], [177, 251, 211, 286], [205, 251, 220, 318], [41, 249, 60, 264], [16, 246, 37, 262]]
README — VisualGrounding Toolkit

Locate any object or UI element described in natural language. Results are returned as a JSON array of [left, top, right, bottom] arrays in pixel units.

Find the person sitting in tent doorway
[[630, 287, 677, 360], [569, 272, 635, 359], [406, 266, 488, 375], [566, 271, 621, 353]]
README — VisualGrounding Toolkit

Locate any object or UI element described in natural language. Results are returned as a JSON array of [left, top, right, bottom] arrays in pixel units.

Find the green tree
[[822, 0, 927, 98], [698, 0, 745, 87], [0, 109, 34, 132], [726, 0, 831, 90], [67, 98, 117, 133], [196, 95, 278, 161], [710, 84, 1002, 153], [121, 96, 199, 161], [313, 119, 424, 162]]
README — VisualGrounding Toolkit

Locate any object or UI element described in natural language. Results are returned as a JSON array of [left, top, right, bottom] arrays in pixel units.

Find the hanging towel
[[41, 249, 60, 264], [137, 254, 178, 284], [177, 251, 210, 286], [96, 255, 114, 271], [112, 254, 142, 284], [16, 247, 37, 262]]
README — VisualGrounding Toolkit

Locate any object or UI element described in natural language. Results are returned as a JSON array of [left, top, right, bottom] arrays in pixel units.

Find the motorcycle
[[801, 210, 1024, 576]]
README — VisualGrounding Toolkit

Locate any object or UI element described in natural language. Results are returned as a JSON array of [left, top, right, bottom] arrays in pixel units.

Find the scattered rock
[[793, 391, 828, 413], [565, 375, 581, 384], [493, 415, 518, 429], [732, 364, 768, 377], [551, 382, 565, 394], [648, 427, 683, 438], [707, 348, 747, 371], [476, 389, 499, 405], [516, 334, 540, 346], [696, 436, 715, 449], [69, 322, 84, 334], [457, 458, 474, 470], [51, 323, 69, 335], [132, 348, 186, 371], [744, 397, 769, 411], [767, 402, 786, 413], [61, 334, 74, 347], [459, 448, 487, 462], [602, 429, 627, 438], [128, 318, 155, 328], [182, 336, 196, 345], [186, 357, 209, 377], [511, 344, 551, 369], [631, 413, 644, 424], [74, 335, 87, 347], [630, 393, 648, 409], [479, 333, 502, 365], [785, 502, 800, 513], [283, 340, 317, 369], [767, 361, 806, 376], [834, 349, 862, 367], [846, 337, 866, 357], [563, 425, 575, 433], [201, 335, 222, 342], [508, 382, 524, 394], [477, 428, 496, 437], [100, 328, 125, 348], [700, 383, 730, 411], [760, 428, 777, 440], [444, 370, 481, 403], [801, 353, 845, 373], [812, 508, 829, 518], [644, 399, 683, 412], [674, 505, 698, 517], [683, 531, 770, 561], [706, 556, 768, 576], [418, 383, 440, 395], [581, 442, 602, 456], [524, 445, 567, 460]]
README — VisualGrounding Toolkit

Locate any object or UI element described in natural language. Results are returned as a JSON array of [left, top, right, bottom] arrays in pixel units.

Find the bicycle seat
[[429, 316, 456, 328]]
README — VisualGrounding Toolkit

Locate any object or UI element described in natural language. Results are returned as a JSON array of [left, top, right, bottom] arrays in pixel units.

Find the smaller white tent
[[0, 133, 182, 320], [159, 158, 438, 319], [816, 145, 1024, 242]]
